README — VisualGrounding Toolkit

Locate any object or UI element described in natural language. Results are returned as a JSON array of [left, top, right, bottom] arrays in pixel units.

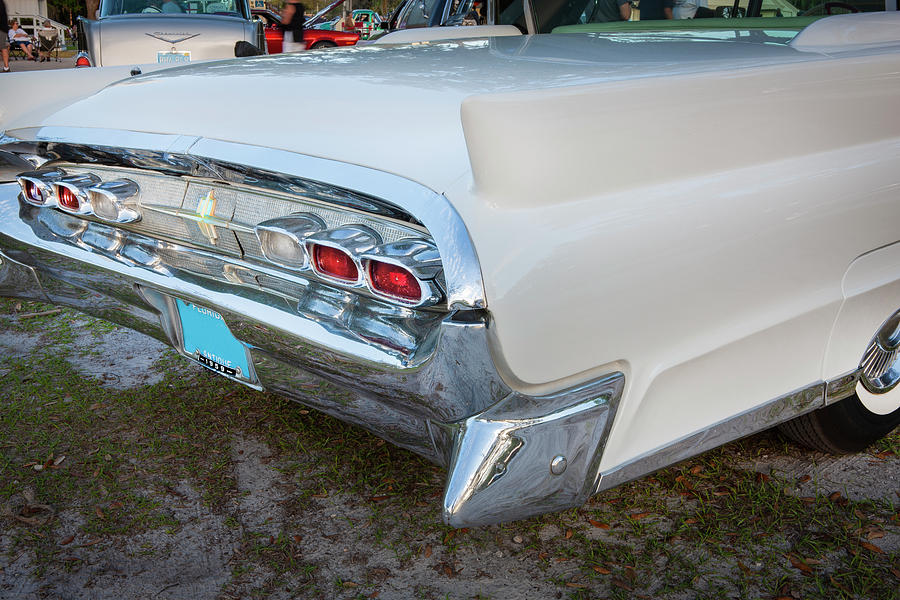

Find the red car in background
[[252, 8, 359, 52]]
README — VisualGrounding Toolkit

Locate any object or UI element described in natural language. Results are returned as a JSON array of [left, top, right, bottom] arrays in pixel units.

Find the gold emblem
[[196, 189, 218, 243]]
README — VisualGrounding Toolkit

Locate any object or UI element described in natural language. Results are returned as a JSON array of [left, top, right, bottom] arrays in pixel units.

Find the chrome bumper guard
[[0, 182, 625, 526]]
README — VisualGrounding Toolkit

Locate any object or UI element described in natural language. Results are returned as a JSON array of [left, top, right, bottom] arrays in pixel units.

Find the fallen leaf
[[860, 541, 884, 554], [800, 497, 815, 504], [737, 561, 752, 576], [890, 567, 900, 580], [690, 465, 703, 475], [713, 487, 730, 496], [684, 518, 699, 525], [565, 583, 587, 589], [565, 529, 573, 539], [866, 530, 885, 540], [588, 519, 610, 529], [53, 455, 66, 466], [60, 535, 75, 545], [342, 582, 358, 588], [424, 545, 432, 558], [786, 553, 812, 574], [78, 539, 101, 547], [629, 512, 651, 520], [612, 578, 633, 592], [874, 450, 895, 459], [369, 495, 390, 502], [829, 491, 842, 502], [755, 473, 770, 483], [830, 576, 852, 594], [593, 566, 611, 574], [797, 475, 811, 483], [94, 507, 105, 519], [538, 552, 549, 560], [109, 501, 123, 510]]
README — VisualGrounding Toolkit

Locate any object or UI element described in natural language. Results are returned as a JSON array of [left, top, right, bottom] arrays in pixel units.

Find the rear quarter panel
[[454, 51, 900, 469]]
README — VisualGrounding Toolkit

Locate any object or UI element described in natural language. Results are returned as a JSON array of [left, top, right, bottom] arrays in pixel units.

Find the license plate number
[[176, 299, 251, 380], [158, 51, 191, 64]]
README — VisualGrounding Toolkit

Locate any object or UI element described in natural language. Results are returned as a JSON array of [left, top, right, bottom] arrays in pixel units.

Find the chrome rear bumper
[[0, 181, 625, 526]]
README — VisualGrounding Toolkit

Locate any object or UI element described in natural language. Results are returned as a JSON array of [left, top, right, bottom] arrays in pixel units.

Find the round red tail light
[[311, 244, 358, 282], [75, 55, 92, 67], [23, 180, 45, 204], [56, 185, 80, 211], [368, 260, 422, 303]]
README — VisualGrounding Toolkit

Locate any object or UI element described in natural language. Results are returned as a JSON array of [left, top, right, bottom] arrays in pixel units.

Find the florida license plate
[[158, 51, 190, 64], [176, 299, 251, 380]]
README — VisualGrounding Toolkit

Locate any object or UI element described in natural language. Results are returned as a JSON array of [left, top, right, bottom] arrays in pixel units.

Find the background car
[[252, 8, 360, 52], [75, 0, 266, 67]]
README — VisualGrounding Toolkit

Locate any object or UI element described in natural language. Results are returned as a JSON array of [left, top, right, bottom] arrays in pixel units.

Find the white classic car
[[0, 13, 898, 527], [75, 0, 266, 67]]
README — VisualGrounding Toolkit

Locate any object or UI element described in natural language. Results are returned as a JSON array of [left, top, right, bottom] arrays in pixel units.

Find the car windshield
[[100, 0, 245, 17]]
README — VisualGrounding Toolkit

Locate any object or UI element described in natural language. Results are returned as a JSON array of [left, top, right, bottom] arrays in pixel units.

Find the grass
[[0, 297, 898, 599]]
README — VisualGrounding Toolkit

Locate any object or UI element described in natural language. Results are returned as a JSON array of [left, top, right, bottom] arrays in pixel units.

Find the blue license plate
[[176, 299, 251, 380], [158, 51, 191, 64]]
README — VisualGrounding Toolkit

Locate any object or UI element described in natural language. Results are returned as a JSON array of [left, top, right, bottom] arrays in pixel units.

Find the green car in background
[[314, 8, 382, 39]]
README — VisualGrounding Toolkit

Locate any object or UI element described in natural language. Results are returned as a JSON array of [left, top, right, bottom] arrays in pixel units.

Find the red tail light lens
[[75, 56, 92, 67], [311, 244, 358, 282], [23, 180, 45, 204], [368, 260, 421, 302], [56, 186, 80, 211]]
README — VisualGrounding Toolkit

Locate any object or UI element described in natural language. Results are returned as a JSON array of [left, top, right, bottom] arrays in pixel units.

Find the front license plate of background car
[[158, 51, 190, 64], [176, 299, 250, 380]]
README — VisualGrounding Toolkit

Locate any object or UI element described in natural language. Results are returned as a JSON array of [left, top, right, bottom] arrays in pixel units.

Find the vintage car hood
[[21, 32, 824, 194], [93, 15, 254, 66]]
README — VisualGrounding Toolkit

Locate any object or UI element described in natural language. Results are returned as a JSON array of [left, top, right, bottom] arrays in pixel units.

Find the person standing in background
[[638, 0, 673, 19], [281, 1, 306, 52], [0, 0, 10, 72], [590, 0, 631, 22]]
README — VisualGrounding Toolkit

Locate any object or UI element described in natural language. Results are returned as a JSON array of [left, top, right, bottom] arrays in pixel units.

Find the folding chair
[[8, 41, 27, 60], [37, 30, 60, 62]]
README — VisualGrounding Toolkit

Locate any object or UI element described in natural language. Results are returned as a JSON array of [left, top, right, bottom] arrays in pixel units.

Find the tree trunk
[[86, 0, 100, 20]]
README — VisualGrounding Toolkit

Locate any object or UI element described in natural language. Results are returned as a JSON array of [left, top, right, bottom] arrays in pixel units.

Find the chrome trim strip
[[596, 380, 831, 492], [3, 128, 487, 310]]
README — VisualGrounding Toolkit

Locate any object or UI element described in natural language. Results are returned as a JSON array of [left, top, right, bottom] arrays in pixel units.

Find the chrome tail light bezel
[[16, 169, 66, 207], [361, 239, 443, 307], [255, 213, 326, 271], [305, 225, 381, 287], [54, 173, 101, 215], [87, 179, 141, 223]]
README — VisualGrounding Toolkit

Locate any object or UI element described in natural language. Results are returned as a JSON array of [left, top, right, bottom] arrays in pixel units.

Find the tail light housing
[[367, 260, 422, 303], [20, 179, 48, 205], [306, 226, 380, 285], [87, 179, 141, 223], [54, 174, 100, 215], [311, 245, 359, 282], [255, 214, 325, 270], [17, 170, 65, 207], [74, 52, 92, 67]]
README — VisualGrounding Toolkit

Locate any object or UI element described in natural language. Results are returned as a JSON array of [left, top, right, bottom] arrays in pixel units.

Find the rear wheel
[[778, 387, 900, 454], [780, 311, 900, 453], [310, 41, 338, 50]]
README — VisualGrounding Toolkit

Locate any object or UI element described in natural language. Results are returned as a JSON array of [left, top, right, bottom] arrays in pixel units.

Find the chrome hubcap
[[858, 312, 900, 415]]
